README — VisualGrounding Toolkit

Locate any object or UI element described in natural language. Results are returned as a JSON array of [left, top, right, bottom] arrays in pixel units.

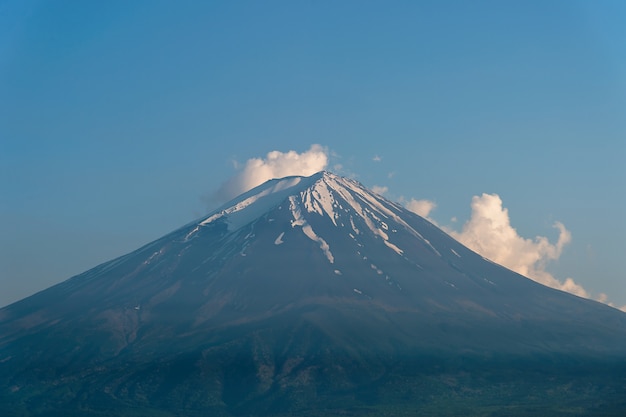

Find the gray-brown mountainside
[[1, 171, 625, 416]]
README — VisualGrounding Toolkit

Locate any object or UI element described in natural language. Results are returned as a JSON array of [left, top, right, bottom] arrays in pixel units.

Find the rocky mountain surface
[[2, 171, 625, 416]]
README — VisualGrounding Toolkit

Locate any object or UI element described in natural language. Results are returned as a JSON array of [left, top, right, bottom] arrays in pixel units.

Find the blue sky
[[1, 1, 625, 308]]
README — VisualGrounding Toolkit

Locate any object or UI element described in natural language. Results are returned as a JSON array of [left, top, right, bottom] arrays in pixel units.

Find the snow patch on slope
[[322, 174, 442, 256], [384, 240, 404, 255], [198, 176, 305, 231], [274, 232, 285, 245], [289, 196, 334, 263]]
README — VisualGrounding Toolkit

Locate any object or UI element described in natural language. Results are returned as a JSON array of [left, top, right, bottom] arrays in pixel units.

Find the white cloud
[[372, 185, 388, 195], [373, 155, 382, 162], [445, 193, 595, 299], [215, 144, 328, 202], [404, 198, 437, 218]]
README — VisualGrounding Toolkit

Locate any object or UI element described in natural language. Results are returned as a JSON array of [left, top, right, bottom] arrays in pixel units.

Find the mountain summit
[[2, 171, 625, 416]]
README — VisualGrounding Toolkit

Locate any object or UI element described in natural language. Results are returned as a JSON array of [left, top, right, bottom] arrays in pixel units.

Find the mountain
[[1, 171, 625, 416]]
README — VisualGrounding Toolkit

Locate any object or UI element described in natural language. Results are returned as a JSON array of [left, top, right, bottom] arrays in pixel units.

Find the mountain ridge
[[1, 171, 625, 416]]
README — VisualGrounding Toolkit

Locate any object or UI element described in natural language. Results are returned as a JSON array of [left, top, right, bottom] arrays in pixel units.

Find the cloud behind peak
[[215, 144, 328, 202]]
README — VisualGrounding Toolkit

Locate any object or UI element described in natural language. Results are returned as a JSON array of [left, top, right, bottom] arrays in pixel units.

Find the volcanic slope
[[1, 171, 625, 416]]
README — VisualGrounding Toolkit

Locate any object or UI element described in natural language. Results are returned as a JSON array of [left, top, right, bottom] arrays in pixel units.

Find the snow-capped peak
[[189, 171, 438, 261]]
